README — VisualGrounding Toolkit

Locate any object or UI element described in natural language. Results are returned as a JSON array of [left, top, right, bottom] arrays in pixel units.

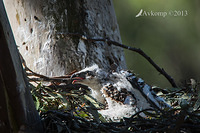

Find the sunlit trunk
[[4, 0, 126, 77]]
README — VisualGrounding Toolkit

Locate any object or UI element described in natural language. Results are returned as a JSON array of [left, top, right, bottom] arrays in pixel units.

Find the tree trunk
[[4, 0, 126, 77], [0, 2, 43, 132]]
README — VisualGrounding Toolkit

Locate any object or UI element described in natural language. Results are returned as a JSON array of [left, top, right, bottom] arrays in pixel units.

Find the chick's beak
[[70, 73, 85, 84]]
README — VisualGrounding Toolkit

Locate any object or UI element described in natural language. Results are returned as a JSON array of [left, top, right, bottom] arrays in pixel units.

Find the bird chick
[[71, 64, 108, 104], [71, 64, 170, 121]]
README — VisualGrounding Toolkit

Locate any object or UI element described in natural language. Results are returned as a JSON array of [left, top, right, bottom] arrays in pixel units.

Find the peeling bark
[[4, 0, 126, 76]]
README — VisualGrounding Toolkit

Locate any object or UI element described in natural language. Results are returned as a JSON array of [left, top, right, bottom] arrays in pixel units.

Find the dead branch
[[57, 32, 177, 88]]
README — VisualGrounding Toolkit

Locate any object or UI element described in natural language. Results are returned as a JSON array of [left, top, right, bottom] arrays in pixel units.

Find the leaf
[[166, 88, 182, 92], [78, 95, 100, 123], [34, 96, 40, 110]]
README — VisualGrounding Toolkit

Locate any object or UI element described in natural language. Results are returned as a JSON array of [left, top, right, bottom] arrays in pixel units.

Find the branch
[[20, 54, 72, 84], [57, 32, 178, 88]]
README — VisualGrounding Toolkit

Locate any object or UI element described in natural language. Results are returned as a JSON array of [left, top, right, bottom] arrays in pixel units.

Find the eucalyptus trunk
[[4, 0, 126, 77]]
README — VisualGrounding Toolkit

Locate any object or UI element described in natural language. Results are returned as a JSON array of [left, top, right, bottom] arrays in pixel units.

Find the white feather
[[73, 64, 170, 121]]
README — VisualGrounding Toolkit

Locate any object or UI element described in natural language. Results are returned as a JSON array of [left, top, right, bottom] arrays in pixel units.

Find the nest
[[21, 53, 200, 132], [28, 70, 200, 133]]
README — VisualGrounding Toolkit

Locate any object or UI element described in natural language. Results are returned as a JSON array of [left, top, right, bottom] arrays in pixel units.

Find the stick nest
[[28, 73, 200, 133]]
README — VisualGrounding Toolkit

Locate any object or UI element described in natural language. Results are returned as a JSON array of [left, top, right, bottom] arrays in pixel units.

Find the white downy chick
[[71, 64, 170, 121]]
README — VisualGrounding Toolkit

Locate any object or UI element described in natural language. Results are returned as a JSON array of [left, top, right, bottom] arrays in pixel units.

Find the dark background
[[113, 0, 200, 88]]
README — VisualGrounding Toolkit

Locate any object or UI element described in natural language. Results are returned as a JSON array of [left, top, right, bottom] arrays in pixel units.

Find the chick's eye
[[87, 71, 94, 77]]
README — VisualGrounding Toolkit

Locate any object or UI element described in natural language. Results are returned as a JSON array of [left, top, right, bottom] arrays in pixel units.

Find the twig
[[57, 32, 177, 88], [28, 77, 71, 83], [170, 110, 187, 133], [20, 54, 72, 83]]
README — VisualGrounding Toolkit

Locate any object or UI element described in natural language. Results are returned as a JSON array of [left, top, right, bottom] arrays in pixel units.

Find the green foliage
[[31, 83, 70, 111], [30, 82, 103, 121], [30, 79, 200, 132]]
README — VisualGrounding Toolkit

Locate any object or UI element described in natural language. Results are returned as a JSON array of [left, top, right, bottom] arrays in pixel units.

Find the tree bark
[[0, 2, 43, 132], [3, 0, 126, 77]]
